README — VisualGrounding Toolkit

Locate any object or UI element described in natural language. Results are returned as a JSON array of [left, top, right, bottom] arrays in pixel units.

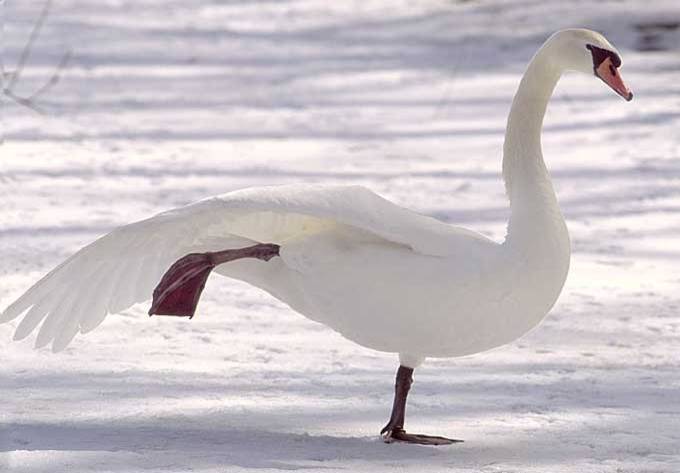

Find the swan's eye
[[586, 44, 622, 70]]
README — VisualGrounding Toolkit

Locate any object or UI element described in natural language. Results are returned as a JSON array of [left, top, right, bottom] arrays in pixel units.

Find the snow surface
[[1, 0, 680, 471]]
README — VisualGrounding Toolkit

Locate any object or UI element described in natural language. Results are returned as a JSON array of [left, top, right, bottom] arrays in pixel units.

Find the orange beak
[[595, 57, 633, 101]]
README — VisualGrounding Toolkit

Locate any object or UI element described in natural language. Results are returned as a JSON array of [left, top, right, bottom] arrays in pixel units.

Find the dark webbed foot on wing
[[149, 253, 215, 317], [149, 243, 280, 318]]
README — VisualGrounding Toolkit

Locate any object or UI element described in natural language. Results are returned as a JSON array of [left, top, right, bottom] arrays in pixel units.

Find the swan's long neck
[[502, 45, 566, 249], [497, 43, 570, 339]]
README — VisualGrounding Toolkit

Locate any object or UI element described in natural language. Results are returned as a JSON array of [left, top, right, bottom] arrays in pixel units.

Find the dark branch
[[2, 0, 71, 115], [4, 89, 46, 114], [6, 0, 52, 92], [26, 49, 71, 101]]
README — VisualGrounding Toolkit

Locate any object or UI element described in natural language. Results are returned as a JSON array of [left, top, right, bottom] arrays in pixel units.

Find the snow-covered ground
[[2, 0, 680, 471]]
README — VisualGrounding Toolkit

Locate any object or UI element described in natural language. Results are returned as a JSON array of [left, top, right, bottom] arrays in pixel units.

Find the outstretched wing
[[216, 184, 491, 256], [1, 184, 494, 351]]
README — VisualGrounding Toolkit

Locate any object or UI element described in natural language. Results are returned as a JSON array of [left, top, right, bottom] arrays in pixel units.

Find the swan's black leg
[[148, 243, 280, 318], [380, 365, 463, 446]]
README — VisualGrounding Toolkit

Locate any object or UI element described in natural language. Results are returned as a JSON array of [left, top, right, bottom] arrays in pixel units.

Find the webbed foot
[[381, 427, 462, 446], [149, 253, 215, 318], [149, 243, 280, 318]]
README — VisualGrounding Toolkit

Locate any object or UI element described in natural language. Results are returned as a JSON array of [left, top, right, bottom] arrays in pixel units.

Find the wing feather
[[52, 301, 87, 352], [78, 269, 117, 334], [35, 293, 76, 349], [13, 295, 55, 341]]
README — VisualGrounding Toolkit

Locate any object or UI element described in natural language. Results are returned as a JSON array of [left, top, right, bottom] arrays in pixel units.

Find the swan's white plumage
[[0, 184, 496, 353], [2, 29, 626, 363]]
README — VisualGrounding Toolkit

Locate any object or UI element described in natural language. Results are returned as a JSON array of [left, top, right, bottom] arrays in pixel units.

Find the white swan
[[1, 29, 632, 444]]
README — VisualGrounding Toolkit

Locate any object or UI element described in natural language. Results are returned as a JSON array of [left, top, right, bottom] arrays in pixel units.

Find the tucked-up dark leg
[[149, 243, 280, 318], [381, 365, 463, 446]]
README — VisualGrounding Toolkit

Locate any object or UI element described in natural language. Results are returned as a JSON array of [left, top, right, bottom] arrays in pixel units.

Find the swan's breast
[[268, 219, 571, 358]]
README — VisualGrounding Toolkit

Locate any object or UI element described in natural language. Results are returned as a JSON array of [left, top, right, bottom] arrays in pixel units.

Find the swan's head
[[547, 28, 633, 101]]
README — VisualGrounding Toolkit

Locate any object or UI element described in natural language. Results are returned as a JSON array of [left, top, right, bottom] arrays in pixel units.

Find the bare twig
[[6, 0, 52, 92], [4, 88, 45, 114], [1, 0, 70, 116], [26, 48, 71, 101]]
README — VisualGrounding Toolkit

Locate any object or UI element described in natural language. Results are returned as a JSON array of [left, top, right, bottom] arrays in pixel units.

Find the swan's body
[[220, 183, 567, 361], [0, 182, 567, 361], [1, 29, 632, 444]]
